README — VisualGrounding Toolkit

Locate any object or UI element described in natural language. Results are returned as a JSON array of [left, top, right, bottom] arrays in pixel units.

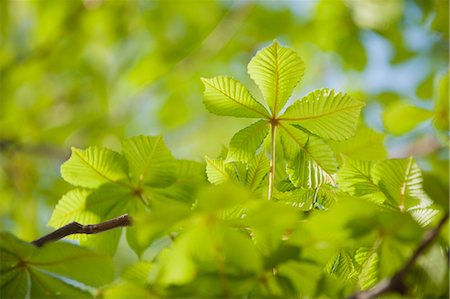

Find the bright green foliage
[[201, 76, 270, 118], [202, 41, 364, 191], [122, 135, 177, 187], [1, 37, 448, 299], [0, 232, 114, 298], [49, 135, 206, 256], [247, 41, 305, 115], [281, 88, 364, 141], [61, 146, 129, 189], [337, 156, 439, 226], [226, 120, 270, 163]]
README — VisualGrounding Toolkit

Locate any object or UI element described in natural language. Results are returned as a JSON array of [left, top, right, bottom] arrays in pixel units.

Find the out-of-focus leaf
[[433, 73, 449, 131], [246, 152, 270, 192], [205, 156, 232, 185], [330, 126, 387, 161], [0, 232, 114, 298], [325, 250, 355, 280], [417, 73, 434, 100], [354, 247, 379, 290], [382, 101, 432, 135]]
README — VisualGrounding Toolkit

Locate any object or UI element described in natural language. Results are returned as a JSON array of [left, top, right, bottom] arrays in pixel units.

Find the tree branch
[[348, 212, 449, 299], [31, 214, 132, 247]]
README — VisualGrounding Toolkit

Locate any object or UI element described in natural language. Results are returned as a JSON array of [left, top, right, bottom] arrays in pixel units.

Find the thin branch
[[31, 214, 132, 247], [348, 212, 449, 299]]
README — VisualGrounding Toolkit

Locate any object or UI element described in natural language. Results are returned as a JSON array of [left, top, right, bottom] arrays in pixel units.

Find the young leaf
[[226, 119, 270, 163], [285, 148, 334, 189], [280, 125, 338, 188], [372, 157, 433, 211], [201, 76, 269, 118], [122, 135, 177, 187], [246, 152, 270, 192], [205, 156, 232, 185], [329, 126, 387, 161], [325, 250, 356, 280], [337, 158, 386, 205], [281, 88, 364, 141], [354, 247, 379, 290], [248, 40, 305, 115], [61, 146, 129, 188]]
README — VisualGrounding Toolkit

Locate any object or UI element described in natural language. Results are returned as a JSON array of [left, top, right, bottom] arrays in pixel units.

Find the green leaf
[[205, 156, 232, 185], [246, 152, 270, 192], [337, 158, 387, 205], [248, 40, 305, 115], [201, 76, 269, 118], [61, 146, 129, 188], [372, 158, 433, 211], [382, 101, 432, 135], [329, 126, 387, 161], [0, 232, 114, 298], [354, 247, 379, 290], [145, 160, 207, 204], [122, 135, 177, 187], [226, 120, 269, 163], [280, 124, 338, 188], [325, 250, 355, 280], [281, 88, 364, 141], [274, 188, 315, 211], [278, 123, 309, 161]]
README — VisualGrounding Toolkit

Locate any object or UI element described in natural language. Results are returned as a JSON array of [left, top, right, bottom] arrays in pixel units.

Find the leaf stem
[[268, 123, 277, 200]]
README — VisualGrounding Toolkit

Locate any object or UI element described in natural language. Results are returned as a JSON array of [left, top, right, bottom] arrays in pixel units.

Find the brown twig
[[348, 212, 449, 299], [31, 214, 132, 247]]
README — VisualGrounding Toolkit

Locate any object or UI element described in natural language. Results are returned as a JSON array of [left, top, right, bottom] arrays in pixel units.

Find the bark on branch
[[348, 212, 449, 299], [31, 214, 132, 247]]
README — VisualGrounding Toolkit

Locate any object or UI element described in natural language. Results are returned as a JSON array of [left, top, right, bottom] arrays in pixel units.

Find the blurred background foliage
[[0, 0, 448, 252]]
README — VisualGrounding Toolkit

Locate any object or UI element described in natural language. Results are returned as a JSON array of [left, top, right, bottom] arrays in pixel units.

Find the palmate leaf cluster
[[202, 41, 364, 190], [1, 42, 448, 299]]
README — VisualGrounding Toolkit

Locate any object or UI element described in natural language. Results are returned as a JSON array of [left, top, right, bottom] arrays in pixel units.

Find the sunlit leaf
[[354, 247, 379, 290], [280, 124, 337, 188], [281, 88, 364, 141], [122, 135, 177, 187], [61, 146, 129, 188], [246, 152, 270, 192], [247, 40, 305, 115], [201, 76, 269, 118], [325, 250, 356, 280], [329, 126, 387, 161], [226, 119, 269, 163], [205, 156, 232, 185]]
